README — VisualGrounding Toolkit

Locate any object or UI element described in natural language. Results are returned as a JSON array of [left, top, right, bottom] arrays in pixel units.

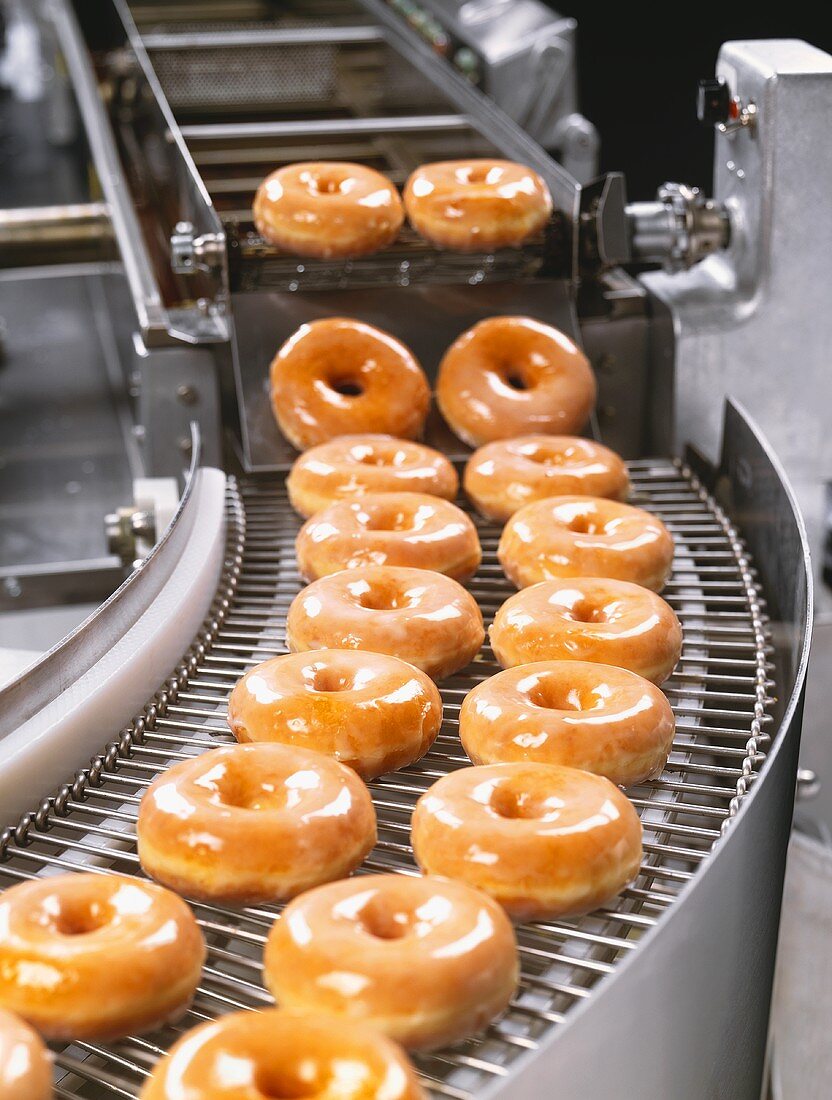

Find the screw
[[176, 384, 197, 405], [179, 437, 193, 455], [2, 577, 22, 599]]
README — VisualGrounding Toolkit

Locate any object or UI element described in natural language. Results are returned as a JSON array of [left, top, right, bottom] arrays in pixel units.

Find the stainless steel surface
[[0, 424, 199, 743], [628, 183, 730, 271], [0, 273, 139, 578], [231, 280, 579, 473], [417, 0, 598, 179], [140, 25, 385, 49], [0, 399, 811, 1097], [47, 0, 169, 340], [178, 113, 473, 141], [0, 202, 116, 268]]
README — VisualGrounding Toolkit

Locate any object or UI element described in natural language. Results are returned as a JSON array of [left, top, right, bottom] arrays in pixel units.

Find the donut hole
[[505, 372, 528, 391], [564, 598, 608, 624], [302, 170, 348, 197], [54, 897, 112, 936], [361, 507, 416, 532], [461, 164, 500, 185], [359, 896, 413, 940], [527, 680, 587, 712], [564, 513, 605, 535], [329, 377, 364, 398], [207, 760, 306, 812], [490, 784, 549, 820], [524, 446, 574, 467], [255, 1067, 319, 1099], [357, 582, 414, 611], [310, 665, 355, 693]]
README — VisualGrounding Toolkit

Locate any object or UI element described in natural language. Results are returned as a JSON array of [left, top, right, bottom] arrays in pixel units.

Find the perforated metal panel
[[0, 459, 774, 1097]]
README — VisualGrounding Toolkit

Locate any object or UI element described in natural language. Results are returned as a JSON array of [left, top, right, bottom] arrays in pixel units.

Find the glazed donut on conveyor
[[0, 873, 205, 1040], [263, 873, 518, 1050], [403, 159, 552, 252], [459, 661, 676, 786], [288, 434, 459, 517], [0, 1008, 52, 1100], [295, 491, 482, 582], [436, 316, 596, 448], [227, 649, 442, 779], [489, 576, 682, 685], [270, 318, 430, 451], [285, 565, 485, 680], [253, 161, 404, 258], [411, 762, 643, 920], [498, 495, 675, 592], [140, 1009, 426, 1100], [137, 742, 377, 904], [464, 435, 630, 521]]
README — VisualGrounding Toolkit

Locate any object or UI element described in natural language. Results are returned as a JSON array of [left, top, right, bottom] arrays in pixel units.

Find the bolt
[[179, 437, 193, 455], [2, 577, 22, 599], [176, 384, 197, 405]]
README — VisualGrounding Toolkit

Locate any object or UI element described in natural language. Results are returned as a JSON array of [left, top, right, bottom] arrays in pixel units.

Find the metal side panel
[[0, 462, 227, 825], [486, 401, 811, 1100]]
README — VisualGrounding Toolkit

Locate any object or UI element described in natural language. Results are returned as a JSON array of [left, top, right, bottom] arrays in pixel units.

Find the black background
[[555, 7, 830, 199]]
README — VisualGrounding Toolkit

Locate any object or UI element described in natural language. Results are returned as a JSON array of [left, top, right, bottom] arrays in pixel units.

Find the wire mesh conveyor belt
[[0, 457, 775, 1098]]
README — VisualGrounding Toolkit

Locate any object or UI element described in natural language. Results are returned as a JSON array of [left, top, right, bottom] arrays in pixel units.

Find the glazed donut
[[0, 873, 204, 1040], [458, 662, 675, 786], [490, 577, 682, 685], [287, 435, 459, 518], [264, 873, 518, 1050], [141, 1008, 425, 1100], [436, 317, 596, 447], [403, 160, 552, 252], [253, 161, 403, 258], [296, 492, 482, 582], [270, 318, 430, 451], [411, 763, 643, 920], [0, 1009, 51, 1100], [464, 435, 629, 522], [227, 650, 442, 779], [286, 566, 484, 680], [138, 743, 376, 905], [498, 495, 674, 592]]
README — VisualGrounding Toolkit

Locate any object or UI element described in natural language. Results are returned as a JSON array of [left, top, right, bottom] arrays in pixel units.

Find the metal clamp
[[627, 182, 730, 271], [170, 221, 225, 275]]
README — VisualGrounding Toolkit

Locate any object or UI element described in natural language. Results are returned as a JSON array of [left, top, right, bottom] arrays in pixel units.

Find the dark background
[[556, 8, 830, 200]]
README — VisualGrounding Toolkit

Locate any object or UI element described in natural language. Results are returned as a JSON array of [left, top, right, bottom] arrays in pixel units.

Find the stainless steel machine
[[0, 2, 822, 1097]]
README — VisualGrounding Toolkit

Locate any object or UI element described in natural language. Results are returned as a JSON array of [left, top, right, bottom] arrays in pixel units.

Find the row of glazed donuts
[[0, 452, 679, 1100], [270, 315, 596, 451], [253, 159, 553, 258]]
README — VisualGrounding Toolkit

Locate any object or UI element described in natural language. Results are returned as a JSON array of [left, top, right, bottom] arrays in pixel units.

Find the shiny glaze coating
[[253, 161, 404, 258], [412, 763, 643, 920], [141, 1008, 426, 1100], [0, 873, 204, 1040], [227, 650, 442, 779], [0, 1009, 51, 1100], [498, 495, 674, 592], [403, 159, 551, 252], [138, 743, 376, 905], [270, 318, 430, 451], [296, 491, 482, 582], [490, 576, 682, 684], [288, 434, 460, 517], [264, 874, 518, 1050], [436, 317, 596, 448], [286, 566, 484, 680], [464, 435, 629, 522], [459, 661, 675, 786]]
